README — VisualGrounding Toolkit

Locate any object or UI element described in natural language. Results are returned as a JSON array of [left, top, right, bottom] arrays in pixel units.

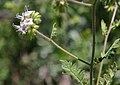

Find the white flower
[[22, 11, 33, 18], [13, 17, 33, 35], [18, 22, 28, 34], [13, 17, 34, 34], [13, 22, 28, 34], [13, 24, 20, 29], [13, 7, 41, 35], [16, 13, 24, 21], [23, 18, 33, 26]]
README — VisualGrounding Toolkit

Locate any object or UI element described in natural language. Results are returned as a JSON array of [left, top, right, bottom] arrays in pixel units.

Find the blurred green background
[[0, 0, 120, 85]]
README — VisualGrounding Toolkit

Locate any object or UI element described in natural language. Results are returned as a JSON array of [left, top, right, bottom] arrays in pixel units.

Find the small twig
[[34, 29, 90, 66], [96, 2, 118, 85], [68, 0, 93, 7]]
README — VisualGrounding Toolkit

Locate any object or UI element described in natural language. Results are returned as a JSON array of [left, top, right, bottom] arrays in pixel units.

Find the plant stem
[[34, 29, 90, 66], [96, 2, 118, 85], [68, 0, 93, 7], [90, 0, 98, 85]]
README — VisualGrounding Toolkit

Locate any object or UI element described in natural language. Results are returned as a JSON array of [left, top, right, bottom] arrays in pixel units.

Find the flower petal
[[23, 18, 33, 25], [16, 13, 23, 20], [12, 24, 20, 29]]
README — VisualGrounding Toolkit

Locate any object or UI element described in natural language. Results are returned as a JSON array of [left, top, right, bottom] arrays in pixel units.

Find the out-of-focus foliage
[[52, 0, 68, 13], [0, 0, 120, 85]]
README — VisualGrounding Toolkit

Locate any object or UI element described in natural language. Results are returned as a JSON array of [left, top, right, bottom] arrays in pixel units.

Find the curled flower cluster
[[13, 8, 41, 35]]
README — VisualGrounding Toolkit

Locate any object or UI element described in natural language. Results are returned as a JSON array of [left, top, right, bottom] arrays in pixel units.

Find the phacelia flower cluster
[[13, 8, 41, 35]]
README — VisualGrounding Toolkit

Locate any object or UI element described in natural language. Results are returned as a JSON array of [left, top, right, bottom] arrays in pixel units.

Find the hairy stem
[[96, 2, 118, 85], [34, 29, 90, 66], [90, 0, 98, 85], [68, 0, 93, 7]]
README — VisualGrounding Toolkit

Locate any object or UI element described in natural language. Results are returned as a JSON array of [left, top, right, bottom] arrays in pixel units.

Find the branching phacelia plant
[[13, 0, 120, 85]]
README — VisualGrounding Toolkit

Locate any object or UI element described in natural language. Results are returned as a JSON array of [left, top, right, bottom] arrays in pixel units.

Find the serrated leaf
[[60, 60, 85, 84], [101, 19, 107, 36]]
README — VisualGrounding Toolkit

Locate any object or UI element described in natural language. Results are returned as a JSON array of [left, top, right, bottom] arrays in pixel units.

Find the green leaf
[[103, 74, 111, 83], [101, 19, 107, 36], [101, 52, 105, 58], [105, 38, 120, 58], [99, 62, 118, 84], [96, 38, 120, 63], [60, 60, 86, 84], [108, 68, 114, 78], [50, 23, 57, 39], [105, 5, 114, 12], [112, 20, 120, 30], [100, 0, 116, 12]]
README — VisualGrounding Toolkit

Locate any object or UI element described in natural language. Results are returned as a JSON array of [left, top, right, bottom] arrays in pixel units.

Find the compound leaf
[[60, 60, 86, 84]]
